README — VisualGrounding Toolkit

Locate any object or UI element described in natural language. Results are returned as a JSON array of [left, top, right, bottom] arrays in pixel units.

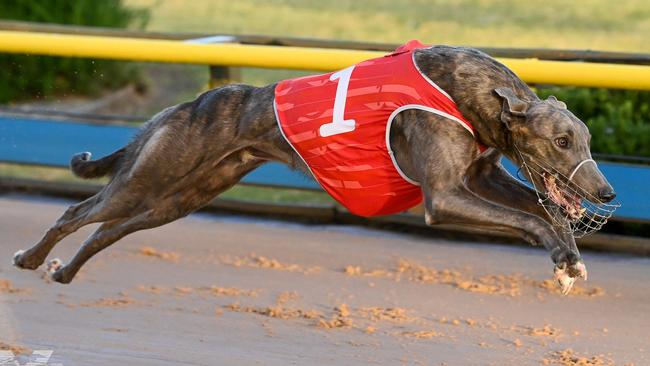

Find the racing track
[[1, 194, 648, 365]]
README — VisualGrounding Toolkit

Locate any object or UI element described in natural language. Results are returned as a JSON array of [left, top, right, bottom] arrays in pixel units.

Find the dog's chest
[[273, 41, 476, 217]]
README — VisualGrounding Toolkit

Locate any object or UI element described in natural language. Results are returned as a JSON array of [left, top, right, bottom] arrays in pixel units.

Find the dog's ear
[[494, 87, 529, 129], [546, 95, 567, 109]]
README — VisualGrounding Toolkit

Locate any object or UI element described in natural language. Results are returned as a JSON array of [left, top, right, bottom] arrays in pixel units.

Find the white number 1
[[319, 66, 356, 137]]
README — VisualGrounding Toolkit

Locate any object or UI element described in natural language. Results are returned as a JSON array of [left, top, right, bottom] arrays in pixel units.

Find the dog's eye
[[555, 137, 570, 148]]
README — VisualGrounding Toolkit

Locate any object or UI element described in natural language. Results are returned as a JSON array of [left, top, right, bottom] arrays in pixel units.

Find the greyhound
[[12, 45, 617, 294]]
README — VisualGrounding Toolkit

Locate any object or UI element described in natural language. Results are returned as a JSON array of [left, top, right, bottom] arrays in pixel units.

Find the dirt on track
[[1, 194, 648, 365]]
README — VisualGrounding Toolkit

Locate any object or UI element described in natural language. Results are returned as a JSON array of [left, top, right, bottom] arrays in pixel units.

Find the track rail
[[1, 30, 650, 90]]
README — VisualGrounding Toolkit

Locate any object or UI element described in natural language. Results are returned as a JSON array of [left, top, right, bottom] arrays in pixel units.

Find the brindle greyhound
[[12, 45, 616, 294]]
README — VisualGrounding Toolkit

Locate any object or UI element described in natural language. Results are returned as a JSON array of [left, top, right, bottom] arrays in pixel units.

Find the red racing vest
[[274, 40, 481, 217]]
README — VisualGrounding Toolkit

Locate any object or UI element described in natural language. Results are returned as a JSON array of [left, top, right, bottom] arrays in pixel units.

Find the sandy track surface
[[1, 194, 648, 365]]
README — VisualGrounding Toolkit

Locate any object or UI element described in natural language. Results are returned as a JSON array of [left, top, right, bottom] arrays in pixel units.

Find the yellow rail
[[1, 30, 649, 90]]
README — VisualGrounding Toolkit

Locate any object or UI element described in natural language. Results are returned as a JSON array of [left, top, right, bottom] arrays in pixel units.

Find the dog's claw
[[47, 258, 63, 274], [571, 261, 588, 281], [554, 265, 575, 295], [554, 261, 587, 295]]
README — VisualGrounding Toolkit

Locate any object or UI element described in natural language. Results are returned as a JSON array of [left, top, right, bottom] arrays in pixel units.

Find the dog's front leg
[[464, 151, 586, 292], [392, 110, 582, 293], [465, 149, 549, 218], [466, 150, 582, 250], [424, 182, 583, 294]]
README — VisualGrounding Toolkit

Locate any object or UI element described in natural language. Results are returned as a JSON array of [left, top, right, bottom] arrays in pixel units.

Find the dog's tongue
[[544, 174, 564, 205], [562, 194, 586, 220], [543, 174, 585, 220]]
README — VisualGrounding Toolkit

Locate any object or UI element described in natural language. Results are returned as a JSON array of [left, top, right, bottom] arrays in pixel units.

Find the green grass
[[127, 0, 650, 52], [222, 185, 333, 205], [0, 163, 107, 183], [125, 0, 650, 87]]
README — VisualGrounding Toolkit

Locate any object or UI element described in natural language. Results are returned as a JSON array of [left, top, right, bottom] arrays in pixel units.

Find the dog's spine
[[70, 148, 126, 179]]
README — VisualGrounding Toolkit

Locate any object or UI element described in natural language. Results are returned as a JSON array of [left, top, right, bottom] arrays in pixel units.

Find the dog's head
[[494, 87, 617, 233]]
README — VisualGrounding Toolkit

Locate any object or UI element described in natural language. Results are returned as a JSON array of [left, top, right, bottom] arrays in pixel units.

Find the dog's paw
[[76, 151, 92, 161], [553, 261, 587, 295], [47, 259, 72, 284], [567, 261, 588, 281], [51, 269, 68, 284], [47, 258, 64, 274], [50, 268, 72, 284], [12, 250, 25, 266], [554, 265, 575, 295], [12, 249, 41, 270]]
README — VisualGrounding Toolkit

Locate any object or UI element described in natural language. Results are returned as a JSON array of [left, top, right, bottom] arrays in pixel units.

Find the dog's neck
[[415, 47, 539, 160]]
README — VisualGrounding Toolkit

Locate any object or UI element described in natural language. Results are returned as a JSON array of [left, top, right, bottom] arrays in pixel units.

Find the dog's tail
[[70, 148, 126, 179]]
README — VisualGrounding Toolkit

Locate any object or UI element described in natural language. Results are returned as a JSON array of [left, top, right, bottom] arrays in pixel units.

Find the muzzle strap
[[568, 159, 597, 182]]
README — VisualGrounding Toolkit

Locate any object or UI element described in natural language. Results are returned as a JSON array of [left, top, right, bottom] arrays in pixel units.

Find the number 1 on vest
[[319, 66, 356, 137]]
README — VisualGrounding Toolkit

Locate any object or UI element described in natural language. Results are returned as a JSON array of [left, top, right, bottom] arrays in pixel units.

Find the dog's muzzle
[[514, 147, 620, 238]]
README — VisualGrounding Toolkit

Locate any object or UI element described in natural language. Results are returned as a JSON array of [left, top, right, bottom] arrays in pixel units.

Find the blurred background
[[1, 0, 649, 239]]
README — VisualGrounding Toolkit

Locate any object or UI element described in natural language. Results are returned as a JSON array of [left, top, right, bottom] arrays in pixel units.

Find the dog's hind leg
[[49, 149, 265, 284], [13, 194, 108, 270], [50, 213, 158, 283], [13, 149, 168, 271]]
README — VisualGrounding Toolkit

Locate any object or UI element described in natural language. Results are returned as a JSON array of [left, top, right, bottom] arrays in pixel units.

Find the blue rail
[[1, 116, 647, 221], [0, 116, 320, 190]]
